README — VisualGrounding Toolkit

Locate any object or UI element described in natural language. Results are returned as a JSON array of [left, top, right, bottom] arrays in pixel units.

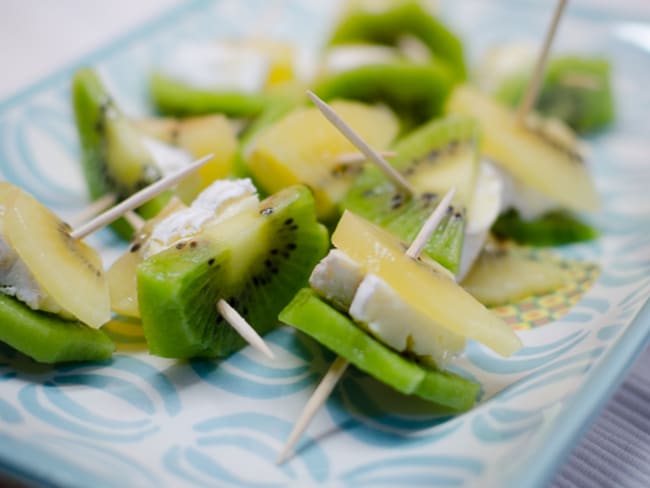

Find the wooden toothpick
[[217, 299, 275, 359], [123, 210, 146, 231], [276, 356, 348, 464], [516, 0, 568, 125], [277, 188, 455, 464], [70, 154, 214, 240], [306, 91, 414, 196], [69, 193, 117, 227], [334, 150, 396, 166]]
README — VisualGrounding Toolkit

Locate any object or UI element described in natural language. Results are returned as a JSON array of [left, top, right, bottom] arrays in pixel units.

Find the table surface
[[1, 1, 649, 487]]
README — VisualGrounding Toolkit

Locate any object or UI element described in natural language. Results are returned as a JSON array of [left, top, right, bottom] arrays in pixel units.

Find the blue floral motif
[[164, 412, 329, 487], [192, 328, 325, 399], [17, 355, 180, 442]]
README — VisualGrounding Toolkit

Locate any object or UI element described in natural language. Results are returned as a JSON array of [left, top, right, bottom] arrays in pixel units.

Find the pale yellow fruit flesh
[[137, 115, 238, 190], [461, 248, 568, 306], [4, 189, 110, 328], [247, 100, 399, 220], [447, 85, 599, 213], [107, 198, 188, 318], [332, 211, 522, 356]]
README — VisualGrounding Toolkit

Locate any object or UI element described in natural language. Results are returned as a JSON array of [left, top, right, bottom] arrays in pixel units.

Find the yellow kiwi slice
[[136, 115, 238, 190], [107, 197, 188, 318], [4, 188, 110, 328], [461, 247, 568, 306], [246, 100, 399, 221], [447, 85, 599, 213], [332, 211, 522, 356]]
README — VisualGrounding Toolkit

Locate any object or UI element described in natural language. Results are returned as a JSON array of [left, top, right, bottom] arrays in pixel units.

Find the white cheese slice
[[323, 45, 400, 75], [458, 160, 504, 281], [143, 178, 259, 258], [142, 137, 194, 176], [349, 273, 466, 368], [159, 41, 270, 93], [309, 249, 365, 311], [0, 234, 68, 316]]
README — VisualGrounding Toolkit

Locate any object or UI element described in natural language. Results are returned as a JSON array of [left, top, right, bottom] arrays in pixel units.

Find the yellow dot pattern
[[491, 257, 600, 331]]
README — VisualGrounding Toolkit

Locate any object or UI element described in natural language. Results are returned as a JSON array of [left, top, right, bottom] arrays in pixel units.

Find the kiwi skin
[[0, 294, 114, 364], [72, 68, 170, 239], [137, 185, 329, 359], [150, 72, 267, 118], [314, 62, 453, 128], [329, 0, 466, 81], [492, 209, 599, 246]]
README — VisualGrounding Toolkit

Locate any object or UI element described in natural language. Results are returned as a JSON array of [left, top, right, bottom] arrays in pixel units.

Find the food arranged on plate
[[0, 0, 612, 463]]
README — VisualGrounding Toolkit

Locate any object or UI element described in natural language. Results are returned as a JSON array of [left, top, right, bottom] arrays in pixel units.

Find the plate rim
[[0, 1, 649, 487]]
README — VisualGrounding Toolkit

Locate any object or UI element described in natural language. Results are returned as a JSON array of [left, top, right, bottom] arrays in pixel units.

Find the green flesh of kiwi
[[342, 116, 479, 273], [137, 185, 329, 359], [314, 62, 453, 128], [0, 294, 114, 364], [329, 0, 466, 81], [492, 209, 599, 246], [280, 289, 479, 411], [72, 68, 169, 238], [150, 72, 268, 118], [496, 56, 614, 134]]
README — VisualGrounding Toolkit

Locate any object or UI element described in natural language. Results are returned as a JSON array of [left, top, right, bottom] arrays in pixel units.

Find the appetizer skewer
[[277, 186, 457, 464]]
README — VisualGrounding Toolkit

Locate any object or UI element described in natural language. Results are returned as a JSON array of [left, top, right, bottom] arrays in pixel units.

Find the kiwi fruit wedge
[[492, 208, 598, 246], [73, 68, 170, 238], [329, 0, 466, 81], [495, 56, 614, 135], [461, 246, 568, 306], [447, 85, 600, 214], [149, 72, 267, 118], [0, 294, 114, 364], [280, 288, 479, 411], [342, 115, 480, 274], [137, 185, 328, 359], [314, 62, 454, 128]]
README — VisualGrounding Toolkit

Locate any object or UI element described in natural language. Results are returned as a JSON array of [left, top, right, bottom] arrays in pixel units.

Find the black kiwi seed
[[426, 150, 440, 161], [253, 276, 259, 286], [421, 192, 437, 201], [270, 249, 278, 255], [391, 193, 405, 209], [130, 242, 141, 253], [284, 218, 294, 226], [207, 258, 215, 266], [289, 224, 299, 231], [286, 243, 296, 250], [176, 242, 186, 250], [189, 241, 197, 248], [260, 207, 273, 216], [265, 259, 272, 268]]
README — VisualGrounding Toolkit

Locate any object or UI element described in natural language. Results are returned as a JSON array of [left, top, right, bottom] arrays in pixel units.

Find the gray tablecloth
[[552, 345, 650, 487]]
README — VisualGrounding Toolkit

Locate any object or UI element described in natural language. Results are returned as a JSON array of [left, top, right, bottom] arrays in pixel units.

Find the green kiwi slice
[[329, 0, 466, 81], [342, 116, 479, 273], [0, 294, 114, 364], [150, 72, 267, 118], [72, 68, 169, 238], [280, 289, 479, 411], [137, 185, 329, 359], [492, 208, 599, 246], [495, 56, 614, 134], [314, 62, 453, 128]]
